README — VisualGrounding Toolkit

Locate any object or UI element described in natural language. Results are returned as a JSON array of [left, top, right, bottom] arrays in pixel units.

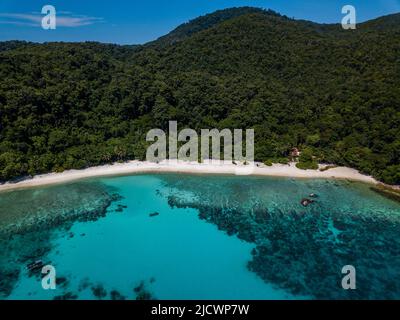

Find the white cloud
[[0, 12, 103, 28]]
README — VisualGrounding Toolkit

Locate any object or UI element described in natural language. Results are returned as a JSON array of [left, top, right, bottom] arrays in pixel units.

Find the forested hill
[[0, 7, 399, 184], [147, 7, 283, 47]]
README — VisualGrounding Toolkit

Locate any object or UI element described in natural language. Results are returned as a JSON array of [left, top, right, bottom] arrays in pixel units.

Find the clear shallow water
[[1, 174, 400, 300]]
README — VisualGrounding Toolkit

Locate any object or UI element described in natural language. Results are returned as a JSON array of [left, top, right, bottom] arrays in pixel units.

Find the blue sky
[[0, 0, 399, 44]]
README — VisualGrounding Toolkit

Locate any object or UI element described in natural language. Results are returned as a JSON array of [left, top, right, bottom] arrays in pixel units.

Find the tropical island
[[1, 6, 400, 301]]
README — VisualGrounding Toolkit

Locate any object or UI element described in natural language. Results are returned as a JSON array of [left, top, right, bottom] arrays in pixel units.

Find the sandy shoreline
[[0, 160, 381, 192]]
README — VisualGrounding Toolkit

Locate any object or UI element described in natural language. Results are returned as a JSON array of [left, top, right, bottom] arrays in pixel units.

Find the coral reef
[[134, 280, 156, 300], [163, 175, 400, 299], [91, 284, 108, 300], [0, 181, 122, 299]]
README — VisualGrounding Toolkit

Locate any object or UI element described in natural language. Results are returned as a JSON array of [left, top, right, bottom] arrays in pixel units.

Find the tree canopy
[[0, 7, 399, 184]]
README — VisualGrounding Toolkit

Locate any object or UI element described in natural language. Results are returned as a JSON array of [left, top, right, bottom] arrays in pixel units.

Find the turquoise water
[[1, 174, 400, 300]]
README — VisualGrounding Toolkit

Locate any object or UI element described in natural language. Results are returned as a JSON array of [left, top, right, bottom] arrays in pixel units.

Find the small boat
[[309, 193, 318, 198], [27, 260, 44, 272], [149, 212, 160, 217], [301, 198, 315, 207]]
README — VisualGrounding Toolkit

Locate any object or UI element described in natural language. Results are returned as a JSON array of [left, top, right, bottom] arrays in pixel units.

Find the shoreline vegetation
[[0, 160, 387, 192]]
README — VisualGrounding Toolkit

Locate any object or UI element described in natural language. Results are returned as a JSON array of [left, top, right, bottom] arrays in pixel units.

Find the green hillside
[[0, 7, 399, 184]]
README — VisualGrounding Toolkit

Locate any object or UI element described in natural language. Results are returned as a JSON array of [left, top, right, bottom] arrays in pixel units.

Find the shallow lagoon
[[1, 174, 399, 300]]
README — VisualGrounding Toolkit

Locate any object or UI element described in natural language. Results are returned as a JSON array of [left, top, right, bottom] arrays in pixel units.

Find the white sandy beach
[[0, 160, 380, 192]]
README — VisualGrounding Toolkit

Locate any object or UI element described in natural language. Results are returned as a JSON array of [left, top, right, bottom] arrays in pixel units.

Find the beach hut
[[290, 148, 301, 158]]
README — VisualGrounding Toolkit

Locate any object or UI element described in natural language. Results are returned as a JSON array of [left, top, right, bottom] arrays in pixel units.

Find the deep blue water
[[0, 174, 399, 300]]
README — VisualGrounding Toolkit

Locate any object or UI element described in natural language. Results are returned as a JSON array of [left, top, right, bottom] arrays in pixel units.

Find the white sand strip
[[0, 161, 380, 192]]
